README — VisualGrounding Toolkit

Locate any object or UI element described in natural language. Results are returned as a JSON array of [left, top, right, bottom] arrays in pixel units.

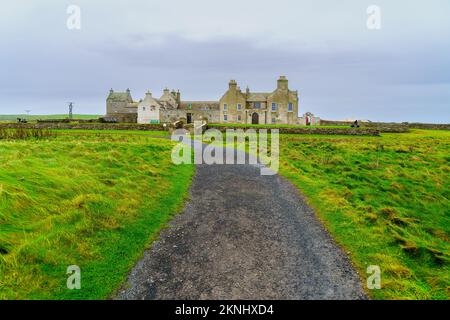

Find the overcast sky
[[1, 0, 449, 122]]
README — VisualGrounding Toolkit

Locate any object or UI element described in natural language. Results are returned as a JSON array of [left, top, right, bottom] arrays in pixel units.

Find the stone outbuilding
[[106, 76, 312, 125]]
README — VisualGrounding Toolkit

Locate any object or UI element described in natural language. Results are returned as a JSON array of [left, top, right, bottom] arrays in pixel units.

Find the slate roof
[[179, 101, 220, 110], [107, 92, 133, 102], [246, 92, 270, 102]]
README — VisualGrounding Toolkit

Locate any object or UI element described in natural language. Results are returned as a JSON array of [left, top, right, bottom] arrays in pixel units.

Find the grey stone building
[[105, 76, 308, 125]]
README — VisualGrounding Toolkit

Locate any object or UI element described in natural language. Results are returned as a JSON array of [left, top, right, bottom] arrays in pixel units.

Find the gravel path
[[115, 143, 367, 300]]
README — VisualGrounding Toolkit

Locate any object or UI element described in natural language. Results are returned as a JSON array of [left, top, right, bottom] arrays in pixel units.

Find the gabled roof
[[179, 101, 220, 110], [107, 91, 133, 102], [246, 92, 270, 102]]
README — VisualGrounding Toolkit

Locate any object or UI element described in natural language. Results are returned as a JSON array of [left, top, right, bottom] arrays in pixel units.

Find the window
[[238, 115, 241, 121], [254, 102, 261, 109], [142, 106, 146, 111], [224, 114, 228, 121], [288, 103, 293, 111], [223, 104, 228, 110], [271, 103, 277, 111], [272, 117, 276, 124], [237, 103, 241, 110]]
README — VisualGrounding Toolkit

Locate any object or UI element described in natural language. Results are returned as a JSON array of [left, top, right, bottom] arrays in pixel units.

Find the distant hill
[[0, 114, 100, 121]]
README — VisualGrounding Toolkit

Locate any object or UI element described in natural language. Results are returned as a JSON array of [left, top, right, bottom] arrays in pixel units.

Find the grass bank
[[215, 129, 449, 299], [0, 130, 193, 299], [0, 114, 100, 121], [278, 130, 449, 299]]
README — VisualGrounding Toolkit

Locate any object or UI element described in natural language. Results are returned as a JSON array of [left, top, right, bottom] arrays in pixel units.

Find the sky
[[0, 0, 449, 122]]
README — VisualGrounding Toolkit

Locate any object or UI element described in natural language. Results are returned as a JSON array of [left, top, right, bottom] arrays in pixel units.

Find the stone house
[[106, 76, 308, 125], [219, 76, 299, 125], [105, 88, 138, 123], [136, 91, 162, 124]]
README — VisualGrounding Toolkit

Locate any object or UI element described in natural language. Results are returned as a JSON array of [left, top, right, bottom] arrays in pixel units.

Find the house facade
[[105, 76, 304, 125], [219, 76, 299, 125]]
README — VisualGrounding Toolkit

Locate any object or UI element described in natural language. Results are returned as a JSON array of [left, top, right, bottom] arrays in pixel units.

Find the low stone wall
[[406, 123, 450, 130], [320, 120, 450, 131], [0, 123, 167, 131], [37, 119, 98, 123], [208, 125, 380, 136]]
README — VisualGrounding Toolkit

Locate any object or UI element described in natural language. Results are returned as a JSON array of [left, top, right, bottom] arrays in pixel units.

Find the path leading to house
[[116, 142, 367, 300]]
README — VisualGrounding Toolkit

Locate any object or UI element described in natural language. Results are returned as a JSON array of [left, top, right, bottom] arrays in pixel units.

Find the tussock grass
[[215, 129, 449, 299], [0, 130, 193, 299], [0, 114, 100, 121], [0, 128, 56, 140], [278, 130, 449, 299]]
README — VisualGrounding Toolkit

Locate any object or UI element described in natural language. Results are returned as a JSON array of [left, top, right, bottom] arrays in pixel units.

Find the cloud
[[0, 0, 449, 122]]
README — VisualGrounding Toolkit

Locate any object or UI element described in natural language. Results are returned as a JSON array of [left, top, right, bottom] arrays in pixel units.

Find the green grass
[[0, 130, 193, 299], [218, 129, 449, 299], [0, 114, 100, 121], [279, 130, 450, 299]]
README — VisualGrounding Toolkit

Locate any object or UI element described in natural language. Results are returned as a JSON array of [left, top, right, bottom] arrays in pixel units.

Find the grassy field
[[0, 129, 193, 299], [279, 130, 449, 299], [0, 114, 100, 121], [216, 129, 449, 299]]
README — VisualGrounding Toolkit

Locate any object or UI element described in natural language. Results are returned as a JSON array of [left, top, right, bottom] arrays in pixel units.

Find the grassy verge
[[215, 129, 449, 299], [0, 130, 193, 299], [0, 114, 100, 121], [278, 130, 449, 299]]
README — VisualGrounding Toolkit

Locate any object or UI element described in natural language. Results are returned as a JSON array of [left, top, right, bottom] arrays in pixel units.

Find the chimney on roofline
[[229, 80, 237, 91], [176, 90, 181, 104], [277, 76, 288, 90]]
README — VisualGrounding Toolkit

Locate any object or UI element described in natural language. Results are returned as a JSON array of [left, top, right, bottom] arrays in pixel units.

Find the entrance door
[[187, 113, 192, 124], [252, 112, 259, 124]]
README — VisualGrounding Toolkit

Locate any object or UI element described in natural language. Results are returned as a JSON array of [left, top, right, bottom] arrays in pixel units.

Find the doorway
[[251, 112, 259, 124]]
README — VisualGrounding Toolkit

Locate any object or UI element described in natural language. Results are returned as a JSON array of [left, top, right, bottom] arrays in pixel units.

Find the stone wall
[[320, 120, 409, 133], [208, 125, 380, 136], [0, 123, 166, 131], [406, 123, 450, 130], [160, 109, 220, 124], [320, 120, 450, 131]]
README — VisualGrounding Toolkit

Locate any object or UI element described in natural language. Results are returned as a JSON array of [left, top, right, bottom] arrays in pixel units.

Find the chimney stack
[[229, 80, 237, 91], [176, 90, 181, 104], [277, 76, 288, 90]]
